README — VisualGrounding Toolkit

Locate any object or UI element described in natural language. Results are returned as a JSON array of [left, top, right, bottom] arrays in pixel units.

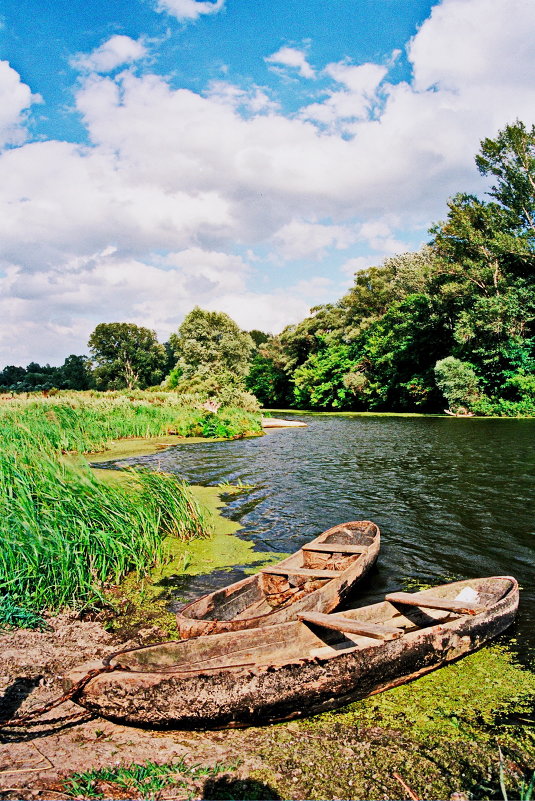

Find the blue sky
[[0, 0, 534, 364]]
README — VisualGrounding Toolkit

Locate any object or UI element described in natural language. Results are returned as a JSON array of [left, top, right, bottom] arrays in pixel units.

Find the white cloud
[[273, 220, 356, 261], [2, 0, 535, 363], [357, 221, 407, 255], [156, 0, 225, 22], [0, 61, 39, 147], [301, 62, 387, 130], [0, 248, 308, 363], [71, 35, 148, 74], [410, 0, 535, 93], [266, 47, 315, 79], [206, 80, 277, 113]]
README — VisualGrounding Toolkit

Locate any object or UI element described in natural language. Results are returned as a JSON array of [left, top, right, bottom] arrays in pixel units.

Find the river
[[103, 414, 534, 660]]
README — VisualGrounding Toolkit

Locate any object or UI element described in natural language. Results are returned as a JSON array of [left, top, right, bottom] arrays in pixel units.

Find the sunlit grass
[[0, 393, 261, 626], [63, 757, 238, 799]]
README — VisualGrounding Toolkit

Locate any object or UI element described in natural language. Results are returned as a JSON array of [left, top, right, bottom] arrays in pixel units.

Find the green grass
[[1, 392, 261, 453], [63, 757, 238, 799], [0, 393, 261, 626]]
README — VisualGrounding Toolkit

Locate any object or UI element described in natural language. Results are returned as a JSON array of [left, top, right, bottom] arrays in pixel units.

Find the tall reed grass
[[0, 393, 261, 626], [0, 392, 261, 453]]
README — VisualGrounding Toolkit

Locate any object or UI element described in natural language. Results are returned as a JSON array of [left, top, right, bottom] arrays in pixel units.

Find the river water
[[103, 414, 534, 659]]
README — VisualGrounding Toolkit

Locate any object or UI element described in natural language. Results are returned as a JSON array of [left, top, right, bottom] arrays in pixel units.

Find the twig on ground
[[393, 771, 420, 800]]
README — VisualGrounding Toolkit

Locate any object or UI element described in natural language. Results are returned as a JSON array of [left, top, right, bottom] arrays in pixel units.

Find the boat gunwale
[[175, 520, 380, 629], [104, 576, 519, 678]]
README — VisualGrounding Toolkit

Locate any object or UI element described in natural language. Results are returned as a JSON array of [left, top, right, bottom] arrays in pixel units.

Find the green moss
[[304, 643, 535, 741], [93, 476, 280, 637], [88, 434, 218, 463], [252, 643, 534, 800]]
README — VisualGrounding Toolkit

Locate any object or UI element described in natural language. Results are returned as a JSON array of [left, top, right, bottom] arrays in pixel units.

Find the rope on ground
[[0, 665, 114, 729]]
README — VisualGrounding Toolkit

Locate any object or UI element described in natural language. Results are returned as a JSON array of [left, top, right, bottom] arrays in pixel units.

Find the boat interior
[[111, 577, 514, 673], [180, 521, 378, 623]]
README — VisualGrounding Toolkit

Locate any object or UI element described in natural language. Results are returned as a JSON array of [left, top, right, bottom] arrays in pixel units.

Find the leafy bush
[[434, 356, 481, 412]]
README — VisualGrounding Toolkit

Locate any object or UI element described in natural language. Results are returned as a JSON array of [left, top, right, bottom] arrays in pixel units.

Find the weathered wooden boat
[[66, 576, 518, 729], [175, 520, 380, 638]]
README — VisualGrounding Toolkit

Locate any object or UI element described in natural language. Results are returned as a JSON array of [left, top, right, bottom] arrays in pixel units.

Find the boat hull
[[67, 577, 519, 729]]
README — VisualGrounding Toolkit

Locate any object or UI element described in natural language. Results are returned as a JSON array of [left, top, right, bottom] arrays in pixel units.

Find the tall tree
[[58, 354, 93, 390], [476, 120, 535, 240], [88, 323, 167, 390], [169, 308, 254, 378]]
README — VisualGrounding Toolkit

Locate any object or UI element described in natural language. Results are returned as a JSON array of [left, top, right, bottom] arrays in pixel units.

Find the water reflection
[[99, 415, 534, 659]]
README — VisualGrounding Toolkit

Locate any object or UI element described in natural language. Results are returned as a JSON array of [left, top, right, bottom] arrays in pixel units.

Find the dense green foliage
[[169, 307, 254, 379], [166, 306, 259, 409], [0, 394, 261, 626], [247, 121, 534, 415], [0, 355, 92, 393], [89, 322, 167, 389]]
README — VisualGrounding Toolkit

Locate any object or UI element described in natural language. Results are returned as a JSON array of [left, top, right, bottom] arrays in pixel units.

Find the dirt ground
[[1, 614, 533, 801], [0, 615, 274, 800]]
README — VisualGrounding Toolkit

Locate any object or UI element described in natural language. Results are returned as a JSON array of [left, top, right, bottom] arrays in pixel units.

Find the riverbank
[[1, 417, 533, 799], [264, 408, 534, 419], [0, 394, 262, 629], [1, 616, 533, 799]]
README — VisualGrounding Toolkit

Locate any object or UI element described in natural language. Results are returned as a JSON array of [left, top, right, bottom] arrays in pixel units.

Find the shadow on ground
[[203, 776, 282, 799]]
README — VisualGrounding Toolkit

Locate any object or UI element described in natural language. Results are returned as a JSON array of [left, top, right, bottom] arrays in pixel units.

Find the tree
[[58, 355, 93, 390], [246, 352, 292, 407], [357, 294, 449, 411], [434, 357, 481, 413], [293, 344, 362, 409], [88, 323, 167, 390], [429, 124, 535, 395], [169, 308, 254, 379], [248, 330, 271, 348], [0, 365, 26, 388], [476, 120, 535, 240]]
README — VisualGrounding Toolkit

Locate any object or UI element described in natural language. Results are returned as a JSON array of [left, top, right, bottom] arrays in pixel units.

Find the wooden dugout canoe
[[175, 520, 380, 638], [66, 576, 518, 729]]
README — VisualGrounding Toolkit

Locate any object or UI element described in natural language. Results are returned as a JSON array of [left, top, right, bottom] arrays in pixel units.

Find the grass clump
[[0, 441, 209, 619], [62, 757, 237, 799], [0, 392, 261, 453], [0, 393, 261, 626]]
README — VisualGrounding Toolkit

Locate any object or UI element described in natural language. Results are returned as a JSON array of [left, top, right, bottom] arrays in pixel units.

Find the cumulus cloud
[[71, 35, 147, 74], [0, 61, 39, 147], [273, 221, 356, 261], [301, 62, 387, 130], [1, 0, 535, 363], [0, 248, 310, 363], [156, 0, 225, 22], [265, 47, 315, 79]]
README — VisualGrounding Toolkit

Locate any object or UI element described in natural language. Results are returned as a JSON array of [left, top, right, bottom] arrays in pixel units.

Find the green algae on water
[[99, 481, 281, 637], [255, 643, 535, 801]]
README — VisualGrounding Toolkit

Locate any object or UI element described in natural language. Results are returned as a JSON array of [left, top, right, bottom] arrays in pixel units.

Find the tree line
[[247, 120, 535, 416], [2, 121, 533, 415]]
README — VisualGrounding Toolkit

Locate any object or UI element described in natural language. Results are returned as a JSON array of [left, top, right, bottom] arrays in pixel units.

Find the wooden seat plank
[[301, 543, 367, 554], [299, 611, 404, 640], [385, 592, 484, 615], [260, 567, 340, 579]]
